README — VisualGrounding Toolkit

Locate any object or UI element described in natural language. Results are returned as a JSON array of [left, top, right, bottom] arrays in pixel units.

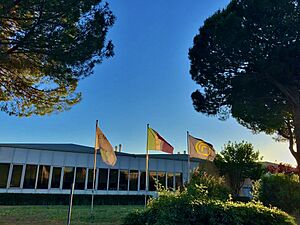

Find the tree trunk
[[293, 107, 300, 175]]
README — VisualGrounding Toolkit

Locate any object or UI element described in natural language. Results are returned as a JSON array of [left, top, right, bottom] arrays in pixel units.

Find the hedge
[[258, 173, 300, 213], [122, 199, 297, 225]]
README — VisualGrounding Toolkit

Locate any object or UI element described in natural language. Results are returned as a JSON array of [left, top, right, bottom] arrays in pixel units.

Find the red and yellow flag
[[147, 127, 174, 154]]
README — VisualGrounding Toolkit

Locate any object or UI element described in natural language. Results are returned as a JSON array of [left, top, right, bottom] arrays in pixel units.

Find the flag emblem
[[189, 135, 216, 161], [195, 141, 210, 157]]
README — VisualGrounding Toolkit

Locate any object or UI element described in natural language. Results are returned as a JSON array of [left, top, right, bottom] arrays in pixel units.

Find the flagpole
[[187, 131, 191, 183], [91, 120, 98, 216], [145, 124, 150, 207], [66, 179, 75, 225]]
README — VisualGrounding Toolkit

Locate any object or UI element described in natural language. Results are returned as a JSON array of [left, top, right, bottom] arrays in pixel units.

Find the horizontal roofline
[[0, 143, 205, 162]]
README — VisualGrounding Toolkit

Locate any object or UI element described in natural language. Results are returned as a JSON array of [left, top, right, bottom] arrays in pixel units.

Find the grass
[[0, 205, 142, 225]]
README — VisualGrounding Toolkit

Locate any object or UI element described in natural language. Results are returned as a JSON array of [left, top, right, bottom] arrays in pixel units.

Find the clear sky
[[0, 0, 295, 165]]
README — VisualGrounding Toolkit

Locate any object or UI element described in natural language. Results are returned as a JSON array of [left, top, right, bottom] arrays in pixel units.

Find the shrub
[[122, 172, 296, 225], [266, 163, 299, 175], [122, 197, 296, 225], [258, 173, 300, 213], [187, 169, 231, 201]]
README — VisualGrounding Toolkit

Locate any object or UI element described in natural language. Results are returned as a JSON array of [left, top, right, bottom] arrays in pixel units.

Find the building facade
[[0, 144, 205, 196]]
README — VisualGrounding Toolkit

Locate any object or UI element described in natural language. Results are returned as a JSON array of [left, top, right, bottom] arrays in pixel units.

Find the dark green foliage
[[0, 0, 114, 116], [123, 196, 296, 225], [122, 172, 296, 225], [257, 173, 300, 213], [188, 0, 300, 169], [215, 141, 263, 195], [187, 168, 230, 201]]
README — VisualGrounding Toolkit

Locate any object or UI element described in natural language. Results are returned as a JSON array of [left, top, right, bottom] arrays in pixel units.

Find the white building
[[0, 144, 205, 197]]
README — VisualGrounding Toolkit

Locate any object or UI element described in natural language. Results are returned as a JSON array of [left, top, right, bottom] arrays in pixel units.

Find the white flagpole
[[91, 120, 98, 216], [187, 131, 191, 183], [67, 172, 76, 225], [145, 124, 150, 207]]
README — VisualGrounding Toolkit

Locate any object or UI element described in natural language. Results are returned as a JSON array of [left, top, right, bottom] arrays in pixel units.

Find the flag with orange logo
[[188, 135, 216, 161]]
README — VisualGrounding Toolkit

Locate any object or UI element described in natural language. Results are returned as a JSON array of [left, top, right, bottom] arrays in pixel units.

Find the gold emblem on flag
[[195, 141, 210, 157]]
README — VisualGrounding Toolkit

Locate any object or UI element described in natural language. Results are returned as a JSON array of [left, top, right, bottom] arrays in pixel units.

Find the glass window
[[108, 169, 118, 190], [51, 167, 62, 188], [149, 171, 157, 191], [75, 167, 86, 190], [119, 170, 129, 191], [139, 171, 146, 191], [167, 172, 174, 189], [175, 173, 183, 189], [98, 168, 108, 190], [157, 172, 166, 188], [0, 164, 10, 188], [87, 168, 95, 189], [129, 170, 138, 191], [23, 165, 38, 189], [62, 167, 74, 190], [10, 165, 23, 188], [37, 165, 50, 189]]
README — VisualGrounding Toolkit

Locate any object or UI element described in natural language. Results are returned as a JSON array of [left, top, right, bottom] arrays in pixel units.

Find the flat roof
[[0, 143, 205, 162]]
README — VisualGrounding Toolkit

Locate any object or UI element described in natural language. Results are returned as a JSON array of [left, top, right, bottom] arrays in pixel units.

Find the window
[[0, 163, 10, 188], [119, 170, 129, 191], [149, 171, 157, 191], [51, 167, 62, 188], [139, 171, 146, 191], [157, 172, 166, 188], [167, 172, 174, 189], [62, 167, 74, 189], [87, 168, 95, 189], [75, 167, 86, 190], [129, 170, 138, 191], [23, 165, 38, 189], [175, 173, 183, 188], [108, 169, 118, 190], [98, 168, 108, 190], [10, 165, 23, 188], [37, 165, 50, 189]]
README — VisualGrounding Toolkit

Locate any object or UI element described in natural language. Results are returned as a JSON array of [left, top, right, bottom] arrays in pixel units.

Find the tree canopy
[[189, 0, 300, 169], [215, 141, 262, 196], [0, 0, 114, 116]]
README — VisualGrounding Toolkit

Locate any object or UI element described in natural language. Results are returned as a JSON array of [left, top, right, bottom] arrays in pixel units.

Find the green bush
[[123, 196, 296, 225], [122, 171, 296, 225], [187, 169, 231, 201], [258, 173, 300, 213]]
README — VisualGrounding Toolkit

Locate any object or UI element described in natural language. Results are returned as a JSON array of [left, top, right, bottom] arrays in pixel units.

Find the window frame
[[0, 163, 11, 189], [36, 165, 51, 189], [23, 164, 38, 189], [50, 166, 63, 189], [9, 164, 25, 189]]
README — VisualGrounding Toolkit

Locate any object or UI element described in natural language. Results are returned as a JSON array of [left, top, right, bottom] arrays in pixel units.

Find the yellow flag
[[95, 126, 117, 166], [188, 135, 216, 161]]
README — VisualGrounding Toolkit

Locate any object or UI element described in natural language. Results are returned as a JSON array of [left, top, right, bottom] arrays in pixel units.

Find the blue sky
[[0, 0, 295, 165]]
